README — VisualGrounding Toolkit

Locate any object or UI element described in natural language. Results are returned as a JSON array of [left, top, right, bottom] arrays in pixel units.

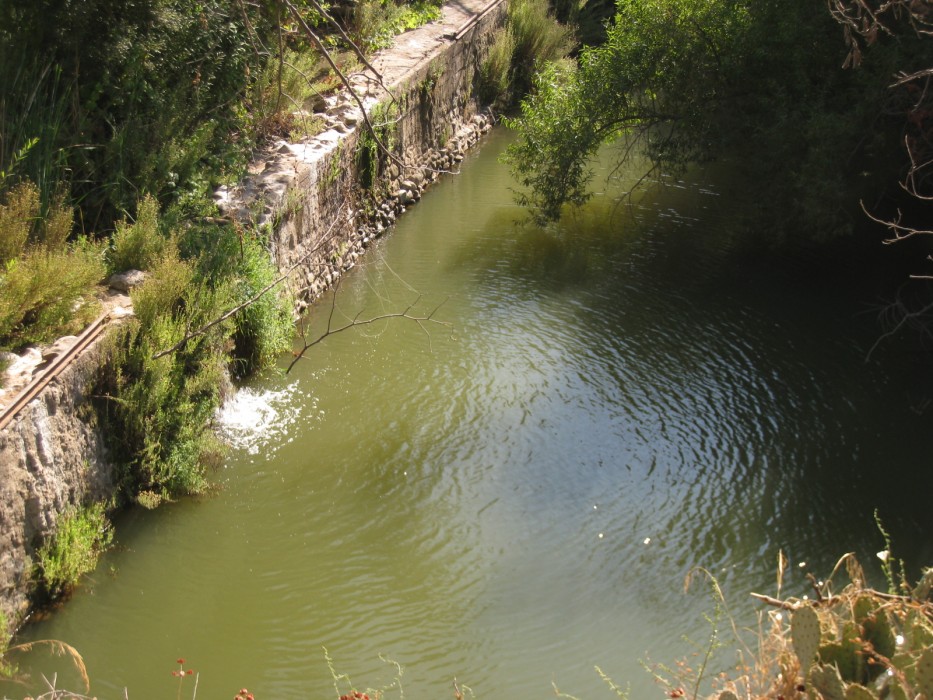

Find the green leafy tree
[[504, 0, 913, 239]]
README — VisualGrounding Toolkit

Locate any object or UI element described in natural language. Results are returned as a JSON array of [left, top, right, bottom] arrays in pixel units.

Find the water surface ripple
[[8, 130, 933, 700]]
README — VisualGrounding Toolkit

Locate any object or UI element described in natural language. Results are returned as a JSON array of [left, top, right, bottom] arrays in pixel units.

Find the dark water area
[[5, 129, 932, 700]]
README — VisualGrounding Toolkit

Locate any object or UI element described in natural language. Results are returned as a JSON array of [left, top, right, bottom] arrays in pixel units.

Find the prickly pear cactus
[[861, 614, 895, 681], [809, 663, 846, 700], [917, 647, 933, 700], [793, 605, 821, 670], [913, 568, 933, 601], [819, 622, 864, 683], [843, 684, 874, 700]]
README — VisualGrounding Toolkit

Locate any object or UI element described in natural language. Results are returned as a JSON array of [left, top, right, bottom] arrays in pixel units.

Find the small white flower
[[877, 550, 890, 562]]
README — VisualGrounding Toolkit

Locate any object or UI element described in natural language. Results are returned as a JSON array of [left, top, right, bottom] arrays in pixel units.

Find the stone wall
[[214, 2, 506, 312], [0, 338, 116, 629]]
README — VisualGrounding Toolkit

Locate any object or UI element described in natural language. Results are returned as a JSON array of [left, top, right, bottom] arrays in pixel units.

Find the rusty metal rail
[[0, 311, 114, 433]]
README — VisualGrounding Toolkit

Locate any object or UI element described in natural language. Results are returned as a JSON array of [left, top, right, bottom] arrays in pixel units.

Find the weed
[[324, 647, 408, 700], [172, 658, 198, 700], [108, 194, 168, 273], [34, 502, 113, 600], [479, 0, 575, 106]]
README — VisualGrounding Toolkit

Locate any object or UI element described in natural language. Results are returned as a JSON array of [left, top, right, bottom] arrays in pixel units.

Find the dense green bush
[[0, 0, 280, 231], [107, 195, 168, 273], [94, 208, 292, 501], [97, 243, 228, 498], [35, 502, 113, 600], [504, 0, 913, 237]]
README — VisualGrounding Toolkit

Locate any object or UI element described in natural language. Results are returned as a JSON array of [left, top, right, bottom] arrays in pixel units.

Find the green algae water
[[6, 130, 933, 700]]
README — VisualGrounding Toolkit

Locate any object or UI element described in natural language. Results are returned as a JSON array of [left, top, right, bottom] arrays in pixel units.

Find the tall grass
[[0, 59, 73, 213], [480, 0, 575, 106]]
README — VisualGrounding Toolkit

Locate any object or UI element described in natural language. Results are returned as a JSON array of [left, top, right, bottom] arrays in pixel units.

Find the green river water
[[5, 129, 933, 700]]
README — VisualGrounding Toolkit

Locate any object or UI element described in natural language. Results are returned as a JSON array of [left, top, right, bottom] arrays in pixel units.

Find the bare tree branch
[[286, 281, 450, 372], [282, 0, 410, 174]]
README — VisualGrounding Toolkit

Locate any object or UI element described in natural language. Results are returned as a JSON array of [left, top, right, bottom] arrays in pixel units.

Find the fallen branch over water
[[286, 284, 450, 372]]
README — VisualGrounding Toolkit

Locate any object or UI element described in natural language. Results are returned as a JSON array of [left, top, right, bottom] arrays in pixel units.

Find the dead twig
[[287, 282, 450, 372]]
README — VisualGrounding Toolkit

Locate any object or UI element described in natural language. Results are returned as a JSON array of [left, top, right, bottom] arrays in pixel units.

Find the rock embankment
[[0, 289, 134, 628]]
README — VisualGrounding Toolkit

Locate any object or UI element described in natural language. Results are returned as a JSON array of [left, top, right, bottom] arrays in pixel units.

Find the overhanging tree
[[504, 0, 913, 239]]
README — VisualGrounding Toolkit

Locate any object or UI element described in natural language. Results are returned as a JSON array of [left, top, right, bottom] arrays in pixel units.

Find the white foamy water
[[215, 384, 307, 455]]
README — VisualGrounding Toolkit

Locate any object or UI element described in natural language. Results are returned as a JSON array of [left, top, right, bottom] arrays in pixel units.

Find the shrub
[[108, 194, 167, 273], [98, 244, 227, 498], [34, 502, 113, 600], [0, 244, 105, 349], [0, 181, 37, 266], [0, 179, 104, 350], [228, 234, 294, 375], [95, 204, 292, 502]]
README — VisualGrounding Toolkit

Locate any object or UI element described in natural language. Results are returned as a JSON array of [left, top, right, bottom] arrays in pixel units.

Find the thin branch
[[286, 287, 450, 372], [866, 297, 933, 360], [282, 0, 408, 173]]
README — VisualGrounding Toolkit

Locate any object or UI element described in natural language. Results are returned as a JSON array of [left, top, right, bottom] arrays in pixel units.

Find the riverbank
[[0, 0, 507, 634]]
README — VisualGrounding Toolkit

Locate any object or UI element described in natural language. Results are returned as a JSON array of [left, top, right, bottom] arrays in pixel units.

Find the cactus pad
[[809, 663, 846, 700], [916, 647, 933, 700], [793, 605, 822, 670], [843, 684, 874, 700], [717, 692, 739, 700], [810, 664, 846, 700]]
